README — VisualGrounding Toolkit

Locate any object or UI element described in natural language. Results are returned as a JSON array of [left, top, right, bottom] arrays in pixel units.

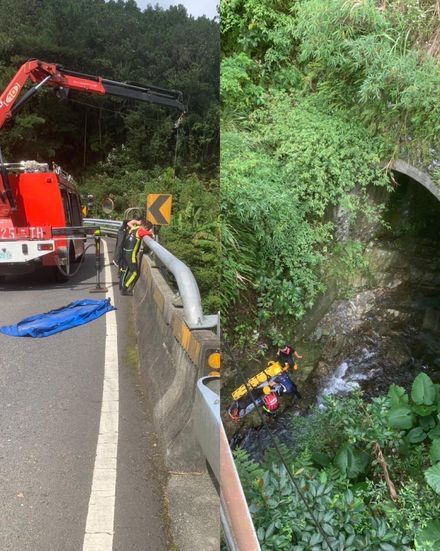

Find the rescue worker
[[277, 343, 303, 370], [119, 218, 153, 295], [262, 385, 279, 414], [273, 371, 302, 399], [113, 219, 129, 268], [229, 403, 241, 422]]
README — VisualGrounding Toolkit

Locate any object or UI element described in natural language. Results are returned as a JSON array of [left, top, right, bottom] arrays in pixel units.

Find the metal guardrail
[[84, 218, 121, 237], [194, 377, 261, 551], [193, 377, 220, 479], [221, 423, 261, 551], [85, 218, 259, 550], [84, 218, 218, 330], [143, 236, 217, 329]]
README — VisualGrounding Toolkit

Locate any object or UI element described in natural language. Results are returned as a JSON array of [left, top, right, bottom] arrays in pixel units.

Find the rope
[[173, 124, 179, 178], [224, 341, 335, 551], [69, 97, 185, 171], [83, 109, 88, 168], [173, 112, 185, 178]]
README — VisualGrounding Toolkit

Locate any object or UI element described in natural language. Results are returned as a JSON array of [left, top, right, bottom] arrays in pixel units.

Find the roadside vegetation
[[221, 0, 440, 342], [0, 0, 220, 310], [221, 1, 440, 548]]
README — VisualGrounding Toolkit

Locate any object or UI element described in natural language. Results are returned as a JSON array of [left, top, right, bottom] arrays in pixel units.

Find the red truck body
[[0, 162, 83, 276]]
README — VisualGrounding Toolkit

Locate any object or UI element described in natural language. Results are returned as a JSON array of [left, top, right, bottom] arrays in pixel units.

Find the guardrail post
[[90, 229, 107, 293]]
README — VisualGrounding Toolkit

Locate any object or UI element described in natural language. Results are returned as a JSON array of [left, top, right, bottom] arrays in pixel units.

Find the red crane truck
[[0, 59, 185, 280]]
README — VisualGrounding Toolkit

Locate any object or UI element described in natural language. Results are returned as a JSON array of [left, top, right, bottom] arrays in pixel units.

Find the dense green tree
[[0, 0, 219, 176], [222, 4, 440, 549], [221, 0, 440, 331]]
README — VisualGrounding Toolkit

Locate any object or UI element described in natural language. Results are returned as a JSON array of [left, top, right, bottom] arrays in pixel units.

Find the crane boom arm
[[0, 59, 185, 209], [0, 58, 185, 129]]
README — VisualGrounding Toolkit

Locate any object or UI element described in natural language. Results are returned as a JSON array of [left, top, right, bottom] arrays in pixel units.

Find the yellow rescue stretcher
[[231, 360, 298, 401]]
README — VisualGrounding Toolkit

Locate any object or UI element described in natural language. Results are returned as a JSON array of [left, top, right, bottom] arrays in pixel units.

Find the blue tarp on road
[[0, 298, 115, 338]]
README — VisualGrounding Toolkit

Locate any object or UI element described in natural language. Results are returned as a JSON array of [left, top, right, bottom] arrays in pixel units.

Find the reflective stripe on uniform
[[130, 233, 141, 263], [124, 269, 138, 288]]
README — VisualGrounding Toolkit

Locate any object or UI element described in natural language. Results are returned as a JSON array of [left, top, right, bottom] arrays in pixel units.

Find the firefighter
[[119, 218, 153, 295], [262, 385, 279, 414], [277, 343, 303, 370], [273, 371, 302, 399], [113, 220, 129, 269]]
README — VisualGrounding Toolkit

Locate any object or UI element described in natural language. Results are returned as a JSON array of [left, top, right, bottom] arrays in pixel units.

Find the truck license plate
[[0, 226, 47, 240], [0, 227, 16, 239]]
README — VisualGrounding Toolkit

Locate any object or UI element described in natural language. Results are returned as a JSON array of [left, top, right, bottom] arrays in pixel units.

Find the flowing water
[[316, 350, 375, 407]]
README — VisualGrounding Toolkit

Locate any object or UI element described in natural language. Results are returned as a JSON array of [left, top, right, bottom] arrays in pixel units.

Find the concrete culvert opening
[[331, 169, 440, 398]]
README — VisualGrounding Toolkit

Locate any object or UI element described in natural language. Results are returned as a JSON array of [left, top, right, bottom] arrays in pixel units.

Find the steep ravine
[[229, 175, 440, 461]]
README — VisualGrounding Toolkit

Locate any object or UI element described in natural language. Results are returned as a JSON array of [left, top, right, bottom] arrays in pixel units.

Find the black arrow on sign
[[149, 195, 169, 225]]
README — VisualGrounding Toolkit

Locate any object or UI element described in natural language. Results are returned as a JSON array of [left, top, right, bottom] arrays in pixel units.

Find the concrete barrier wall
[[133, 254, 220, 472]]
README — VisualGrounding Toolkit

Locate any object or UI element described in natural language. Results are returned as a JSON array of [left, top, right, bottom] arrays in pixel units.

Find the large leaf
[[430, 439, 440, 465], [388, 405, 415, 430], [419, 415, 436, 431], [311, 452, 331, 468], [411, 373, 436, 405], [406, 427, 427, 444], [335, 444, 369, 479], [411, 403, 438, 417], [388, 384, 408, 406], [416, 520, 440, 549], [425, 463, 440, 494], [429, 424, 440, 441]]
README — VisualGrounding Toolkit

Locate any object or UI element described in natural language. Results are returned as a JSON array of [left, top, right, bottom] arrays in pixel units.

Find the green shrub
[[234, 375, 440, 549]]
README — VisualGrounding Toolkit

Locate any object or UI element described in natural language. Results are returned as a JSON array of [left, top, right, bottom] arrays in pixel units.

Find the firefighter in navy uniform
[[119, 218, 153, 295], [273, 371, 302, 400]]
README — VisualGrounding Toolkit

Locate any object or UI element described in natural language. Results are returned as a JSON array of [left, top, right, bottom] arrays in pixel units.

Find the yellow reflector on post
[[208, 352, 221, 370]]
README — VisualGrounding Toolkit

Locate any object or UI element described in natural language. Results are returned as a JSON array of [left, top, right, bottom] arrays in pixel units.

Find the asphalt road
[[0, 240, 171, 550]]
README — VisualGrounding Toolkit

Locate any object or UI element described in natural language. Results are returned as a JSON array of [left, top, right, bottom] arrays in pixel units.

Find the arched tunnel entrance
[[382, 167, 440, 377], [317, 166, 440, 399], [388, 168, 440, 242], [277, 162, 440, 414]]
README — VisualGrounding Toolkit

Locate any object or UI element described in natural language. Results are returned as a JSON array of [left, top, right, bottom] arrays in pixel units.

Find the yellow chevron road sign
[[147, 194, 172, 225]]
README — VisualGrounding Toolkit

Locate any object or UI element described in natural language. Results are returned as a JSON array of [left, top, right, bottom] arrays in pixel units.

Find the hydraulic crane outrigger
[[0, 58, 186, 209]]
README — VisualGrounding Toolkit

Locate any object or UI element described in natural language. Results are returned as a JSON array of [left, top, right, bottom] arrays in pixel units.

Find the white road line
[[83, 239, 119, 551]]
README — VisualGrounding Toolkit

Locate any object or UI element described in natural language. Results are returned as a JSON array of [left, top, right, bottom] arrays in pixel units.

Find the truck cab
[[0, 161, 84, 279]]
